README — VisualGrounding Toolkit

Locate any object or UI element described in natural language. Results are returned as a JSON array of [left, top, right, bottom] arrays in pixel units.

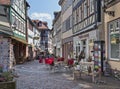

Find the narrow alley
[[15, 60, 120, 89]]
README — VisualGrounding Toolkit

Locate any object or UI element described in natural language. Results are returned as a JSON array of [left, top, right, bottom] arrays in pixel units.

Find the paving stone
[[15, 60, 120, 89]]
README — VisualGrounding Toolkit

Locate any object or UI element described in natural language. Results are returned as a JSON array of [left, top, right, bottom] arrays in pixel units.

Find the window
[[16, 18, 18, 29], [66, 17, 70, 30], [78, 6, 82, 22], [109, 19, 120, 60], [23, 23, 25, 33], [12, 15, 15, 25], [70, 15, 72, 28], [115, 20, 119, 32], [22, 22, 24, 32], [90, 0, 94, 14], [109, 23, 114, 34], [18, 20, 20, 31], [84, 1, 87, 18], [20, 22, 22, 32], [74, 10, 77, 24], [38, 22, 42, 26], [81, 4, 83, 20], [76, 8, 79, 23], [73, 11, 75, 25]]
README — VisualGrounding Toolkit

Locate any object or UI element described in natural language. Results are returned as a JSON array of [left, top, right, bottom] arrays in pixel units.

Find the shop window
[[110, 39, 119, 59], [109, 19, 120, 60]]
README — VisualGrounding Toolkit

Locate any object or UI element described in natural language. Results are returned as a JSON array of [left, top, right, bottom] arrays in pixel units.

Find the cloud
[[30, 12, 52, 21]]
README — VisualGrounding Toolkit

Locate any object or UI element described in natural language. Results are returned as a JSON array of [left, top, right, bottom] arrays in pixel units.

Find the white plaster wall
[[28, 29, 34, 44]]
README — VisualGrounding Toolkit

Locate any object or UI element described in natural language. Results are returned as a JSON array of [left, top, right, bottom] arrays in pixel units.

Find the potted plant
[[0, 67, 16, 89], [74, 61, 80, 70]]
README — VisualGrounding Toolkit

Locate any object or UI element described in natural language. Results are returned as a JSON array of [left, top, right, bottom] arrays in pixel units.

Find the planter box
[[0, 81, 16, 89]]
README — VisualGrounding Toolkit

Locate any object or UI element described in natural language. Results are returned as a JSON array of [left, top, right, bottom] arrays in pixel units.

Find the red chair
[[57, 58, 61, 61], [68, 59, 74, 66], [45, 58, 49, 64], [57, 57, 64, 61], [61, 57, 64, 61], [45, 57, 54, 65], [39, 58, 43, 63]]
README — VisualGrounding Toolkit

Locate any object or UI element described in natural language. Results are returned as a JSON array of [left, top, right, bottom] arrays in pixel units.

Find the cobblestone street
[[15, 60, 120, 89]]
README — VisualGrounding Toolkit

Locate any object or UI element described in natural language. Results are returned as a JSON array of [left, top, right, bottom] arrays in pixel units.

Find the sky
[[27, 0, 61, 29]]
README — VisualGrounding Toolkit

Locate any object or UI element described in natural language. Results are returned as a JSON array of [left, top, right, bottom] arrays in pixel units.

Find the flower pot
[[74, 65, 80, 70], [0, 80, 16, 89]]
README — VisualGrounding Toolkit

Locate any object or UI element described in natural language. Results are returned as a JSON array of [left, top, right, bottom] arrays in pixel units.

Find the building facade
[[48, 29, 53, 54], [53, 11, 62, 57], [33, 20, 51, 56], [0, 0, 29, 71], [59, 0, 73, 60], [10, 0, 29, 63], [72, 0, 104, 62], [104, 0, 120, 71], [27, 17, 41, 60]]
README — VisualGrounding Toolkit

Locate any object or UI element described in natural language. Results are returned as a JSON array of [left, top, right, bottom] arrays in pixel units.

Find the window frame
[[108, 19, 120, 60]]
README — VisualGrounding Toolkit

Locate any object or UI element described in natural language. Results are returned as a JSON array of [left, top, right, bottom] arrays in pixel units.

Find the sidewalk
[[99, 76, 120, 88], [73, 74, 120, 89]]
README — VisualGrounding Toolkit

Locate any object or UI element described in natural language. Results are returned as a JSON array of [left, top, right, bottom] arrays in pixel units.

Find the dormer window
[[38, 22, 42, 26]]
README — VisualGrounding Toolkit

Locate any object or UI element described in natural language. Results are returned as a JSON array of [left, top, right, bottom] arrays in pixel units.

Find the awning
[[11, 36, 28, 44]]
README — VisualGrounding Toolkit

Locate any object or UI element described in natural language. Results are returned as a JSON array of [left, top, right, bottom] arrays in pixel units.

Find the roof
[[59, 0, 64, 5], [26, 1, 30, 7], [0, 0, 10, 5], [32, 20, 49, 31]]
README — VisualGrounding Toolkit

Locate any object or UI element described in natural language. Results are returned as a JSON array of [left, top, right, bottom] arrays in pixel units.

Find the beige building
[[59, 0, 73, 60], [104, 0, 120, 71]]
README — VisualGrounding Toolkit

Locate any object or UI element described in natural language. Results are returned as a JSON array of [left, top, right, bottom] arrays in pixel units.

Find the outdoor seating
[[45, 57, 75, 72], [64, 59, 74, 71], [74, 62, 95, 82], [51, 57, 65, 72]]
